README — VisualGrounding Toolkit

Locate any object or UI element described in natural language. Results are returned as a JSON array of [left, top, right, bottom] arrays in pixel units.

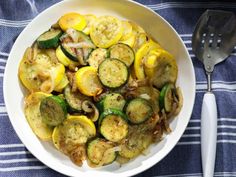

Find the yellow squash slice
[[134, 40, 161, 80], [24, 92, 53, 141], [82, 14, 97, 35], [90, 16, 123, 48], [133, 32, 150, 52], [75, 66, 103, 96], [54, 74, 69, 92], [19, 49, 65, 93], [144, 49, 178, 88], [59, 12, 86, 31], [119, 33, 136, 48], [120, 21, 133, 41], [52, 115, 96, 150], [56, 46, 79, 67], [129, 21, 145, 35]]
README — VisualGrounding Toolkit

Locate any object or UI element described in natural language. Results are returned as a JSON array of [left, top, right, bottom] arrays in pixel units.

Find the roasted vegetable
[[98, 58, 129, 89], [25, 92, 53, 140], [90, 16, 123, 48], [40, 95, 67, 126], [87, 138, 118, 166], [99, 109, 128, 142]]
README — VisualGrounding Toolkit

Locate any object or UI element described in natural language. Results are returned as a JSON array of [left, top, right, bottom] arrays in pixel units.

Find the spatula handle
[[201, 92, 217, 177]]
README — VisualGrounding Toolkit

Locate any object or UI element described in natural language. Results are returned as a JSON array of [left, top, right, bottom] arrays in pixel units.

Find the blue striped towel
[[1, 0, 236, 177]]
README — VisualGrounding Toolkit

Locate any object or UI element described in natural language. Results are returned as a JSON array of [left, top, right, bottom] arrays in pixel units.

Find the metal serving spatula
[[192, 10, 236, 177]]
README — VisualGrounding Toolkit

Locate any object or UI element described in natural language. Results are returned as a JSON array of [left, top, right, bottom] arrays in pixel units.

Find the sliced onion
[[64, 42, 96, 49], [66, 28, 96, 48], [76, 48, 87, 66], [40, 79, 54, 93], [45, 49, 58, 64], [24, 47, 33, 64], [82, 100, 94, 113], [60, 33, 69, 41], [66, 28, 80, 42], [37, 70, 50, 80], [161, 109, 171, 133], [174, 87, 183, 116], [24, 45, 39, 65], [167, 102, 177, 119], [93, 91, 108, 102], [82, 100, 99, 122], [139, 93, 150, 100]]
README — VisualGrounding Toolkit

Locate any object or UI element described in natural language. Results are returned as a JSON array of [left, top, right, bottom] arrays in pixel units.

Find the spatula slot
[[216, 39, 221, 48], [209, 39, 213, 47]]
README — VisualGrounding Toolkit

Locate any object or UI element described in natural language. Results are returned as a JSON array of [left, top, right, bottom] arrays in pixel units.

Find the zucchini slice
[[24, 92, 53, 141], [102, 93, 126, 111], [125, 98, 153, 124], [40, 96, 67, 126], [87, 48, 108, 69], [109, 43, 135, 67], [136, 86, 160, 114], [159, 83, 175, 112], [60, 44, 78, 62], [98, 58, 129, 89], [99, 109, 128, 142], [37, 29, 62, 49], [87, 138, 117, 165], [64, 85, 90, 112], [60, 29, 95, 63]]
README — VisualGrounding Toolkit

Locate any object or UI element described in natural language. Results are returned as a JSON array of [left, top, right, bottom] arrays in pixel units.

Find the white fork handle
[[201, 92, 217, 177]]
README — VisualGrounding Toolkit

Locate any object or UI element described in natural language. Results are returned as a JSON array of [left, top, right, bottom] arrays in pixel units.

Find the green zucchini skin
[[87, 138, 117, 165], [98, 93, 126, 112], [159, 83, 175, 112], [99, 109, 128, 142], [96, 98, 105, 113], [109, 43, 135, 66], [64, 85, 89, 112], [40, 95, 67, 126], [60, 30, 95, 62], [98, 58, 129, 89], [37, 29, 62, 49], [125, 98, 153, 124], [60, 44, 78, 61]]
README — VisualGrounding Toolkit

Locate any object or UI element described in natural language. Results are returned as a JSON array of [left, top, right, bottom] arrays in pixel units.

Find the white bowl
[[3, 0, 196, 176]]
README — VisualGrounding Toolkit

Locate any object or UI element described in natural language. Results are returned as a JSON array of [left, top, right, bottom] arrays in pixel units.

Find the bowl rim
[[3, 0, 196, 176]]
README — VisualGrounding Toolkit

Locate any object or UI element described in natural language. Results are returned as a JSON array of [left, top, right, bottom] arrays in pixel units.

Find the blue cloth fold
[[0, 1, 236, 176]]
